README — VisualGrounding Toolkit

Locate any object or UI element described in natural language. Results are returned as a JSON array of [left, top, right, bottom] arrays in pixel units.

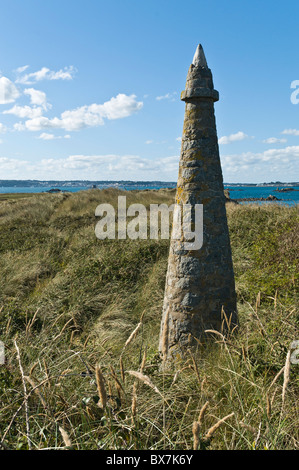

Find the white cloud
[[38, 132, 72, 140], [256, 145, 299, 162], [0, 123, 6, 133], [262, 137, 287, 144], [3, 105, 44, 119], [282, 129, 299, 136], [13, 122, 26, 131], [221, 145, 299, 180], [16, 66, 76, 84], [0, 76, 20, 104], [39, 154, 179, 175], [90, 94, 143, 120], [176, 137, 182, 142], [23, 94, 143, 132], [0, 153, 179, 180], [145, 140, 153, 144], [38, 133, 56, 140], [218, 131, 249, 145], [15, 65, 29, 74], [4, 146, 295, 182], [156, 92, 177, 101], [0, 156, 29, 172], [24, 88, 50, 110]]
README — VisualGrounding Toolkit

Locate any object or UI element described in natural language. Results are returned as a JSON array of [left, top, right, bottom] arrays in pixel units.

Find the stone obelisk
[[159, 44, 237, 359]]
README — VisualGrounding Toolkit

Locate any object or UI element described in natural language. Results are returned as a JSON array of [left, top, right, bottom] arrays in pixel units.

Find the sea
[[0, 182, 298, 206]]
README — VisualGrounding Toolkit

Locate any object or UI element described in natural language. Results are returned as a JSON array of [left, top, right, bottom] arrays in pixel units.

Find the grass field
[[0, 189, 298, 450], [0, 192, 42, 202]]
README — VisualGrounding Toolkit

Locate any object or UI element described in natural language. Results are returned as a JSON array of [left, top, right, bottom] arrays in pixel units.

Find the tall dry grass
[[0, 191, 298, 450]]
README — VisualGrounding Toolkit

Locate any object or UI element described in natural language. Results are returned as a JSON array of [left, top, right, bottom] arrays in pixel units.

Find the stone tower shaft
[[159, 45, 237, 358]]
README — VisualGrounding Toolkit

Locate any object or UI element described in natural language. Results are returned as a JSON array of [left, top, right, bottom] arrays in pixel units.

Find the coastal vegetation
[[0, 189, 298, 450]]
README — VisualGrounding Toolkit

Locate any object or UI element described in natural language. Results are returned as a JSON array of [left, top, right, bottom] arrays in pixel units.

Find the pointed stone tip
[[192, 44, 208, 68]]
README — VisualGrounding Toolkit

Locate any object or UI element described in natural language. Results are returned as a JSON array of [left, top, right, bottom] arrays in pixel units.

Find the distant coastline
[[0, 180, 298, 206], [0, 179, 298, 188]]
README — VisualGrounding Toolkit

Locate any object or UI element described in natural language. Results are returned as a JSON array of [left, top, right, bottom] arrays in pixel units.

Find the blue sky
[[0, 0, 298, 183]]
